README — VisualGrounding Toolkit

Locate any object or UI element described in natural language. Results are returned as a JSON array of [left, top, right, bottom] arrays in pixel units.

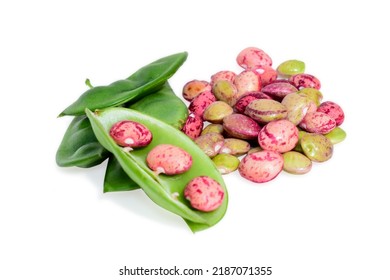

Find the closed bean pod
[[60, 52, 188, 116], [56, 115, 109, 168], [129, 83, 188, 130]]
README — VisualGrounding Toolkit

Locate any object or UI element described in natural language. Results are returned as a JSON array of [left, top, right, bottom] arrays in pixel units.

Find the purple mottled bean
[[317, 101, 345, 126], [289, 73, 321, 90], [236, 47, 273, 69]]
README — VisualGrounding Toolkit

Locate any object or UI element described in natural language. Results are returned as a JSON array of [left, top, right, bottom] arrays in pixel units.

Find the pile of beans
[[181, 47, 346, 183]]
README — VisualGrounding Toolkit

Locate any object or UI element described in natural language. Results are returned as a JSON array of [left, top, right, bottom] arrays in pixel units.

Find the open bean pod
[[86, 107, 228, 232], [104, 82, 189, 193]]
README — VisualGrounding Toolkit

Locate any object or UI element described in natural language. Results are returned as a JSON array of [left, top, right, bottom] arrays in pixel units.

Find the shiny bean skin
[[236, 47, 272, 69], [317, 101, 345, 126], [258, 119, 299, 153], [289, 73, 321, 90]]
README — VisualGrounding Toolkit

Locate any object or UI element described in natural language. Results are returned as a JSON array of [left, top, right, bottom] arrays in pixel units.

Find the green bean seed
[[324, 127, 347, 144], [277, 59, 305, 77], [282, 151, 312, 175]]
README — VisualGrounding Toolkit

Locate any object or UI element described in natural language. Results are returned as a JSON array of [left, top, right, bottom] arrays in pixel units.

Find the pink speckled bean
[[299, 111, 336, 134], [258, 119, 299, 153], [182, 80, 211, 101], [238, 150, 284, 183], [236, 47, 272, 70], [289, 73, 321, 90], [188, 90, 216, 119], [210, 70, 237, 85], [256, 66, 278, 86], [317, 101, 345, 126], [233, 91, 272, 114], [181, 113, 203, 140], [233, 70, 262, 98], [146, 144, 192, 175], [110, 120, 152, 148], [184, 176, 224, 212]]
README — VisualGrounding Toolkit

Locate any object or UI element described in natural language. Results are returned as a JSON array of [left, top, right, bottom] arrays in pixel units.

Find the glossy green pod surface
[[56, 115, 109, 168], [86, 107, 228, 232], [104, 155, 139, 193], [128, 82, 188, 130], [104, 83, 189, 192], [60, 52, 188, 116]]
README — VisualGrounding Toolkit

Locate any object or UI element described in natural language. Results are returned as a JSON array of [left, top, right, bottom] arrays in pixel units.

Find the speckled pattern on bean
[[146, 144, 193, 175], [258, 119, 299, 153], [238, 150, 284, 183], [184, 176, 225, 212], [110, 120, 153, 148]]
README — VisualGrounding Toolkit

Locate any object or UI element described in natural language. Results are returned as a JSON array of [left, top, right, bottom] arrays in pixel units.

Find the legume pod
[[59, 52, 188, 116], [128, 82, 188, 129], [86, 107, 228, 232], [104, 155, 139, 192], [56, 115, 109, 168], [104, 83, 189, 192]]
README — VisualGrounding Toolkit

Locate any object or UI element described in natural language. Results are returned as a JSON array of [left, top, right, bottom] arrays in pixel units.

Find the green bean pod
[[56, 115, 109, 168], [104, 83, 189, 192], [104, 155, 139, 192], [59, 52, 188, 116], [128, 82, 188, 129], [86, 107, 228, 232]]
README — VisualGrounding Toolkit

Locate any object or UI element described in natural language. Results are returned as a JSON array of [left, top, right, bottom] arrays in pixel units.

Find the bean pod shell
[[86, 107, 228, 232]]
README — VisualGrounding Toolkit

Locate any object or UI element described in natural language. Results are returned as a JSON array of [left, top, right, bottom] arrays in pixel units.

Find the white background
[[1, 0, 389, 279]]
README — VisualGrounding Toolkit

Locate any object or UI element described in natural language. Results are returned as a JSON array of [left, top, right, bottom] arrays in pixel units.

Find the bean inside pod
[[86, 107, 228, 232]]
